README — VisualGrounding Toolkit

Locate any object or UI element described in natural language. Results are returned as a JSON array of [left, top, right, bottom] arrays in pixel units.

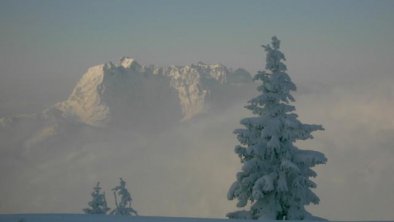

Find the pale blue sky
[[1, 0, 393, 73]]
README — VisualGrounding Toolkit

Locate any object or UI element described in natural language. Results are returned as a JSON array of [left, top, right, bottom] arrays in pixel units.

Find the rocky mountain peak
[[54, 58, 252, 127]]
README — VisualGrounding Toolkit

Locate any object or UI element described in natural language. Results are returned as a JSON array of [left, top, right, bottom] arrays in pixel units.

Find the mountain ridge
[[0, 57, 253, 149], [55, 57, 252, 127]]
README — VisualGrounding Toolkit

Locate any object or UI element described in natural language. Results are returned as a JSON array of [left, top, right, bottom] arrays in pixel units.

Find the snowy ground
[[0, 215, 232, 222], [1, 214, 393, 222]]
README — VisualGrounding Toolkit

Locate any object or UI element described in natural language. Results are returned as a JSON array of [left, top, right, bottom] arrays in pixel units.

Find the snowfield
[[1, 214, 392, 222], [0, 215, 234, 222]]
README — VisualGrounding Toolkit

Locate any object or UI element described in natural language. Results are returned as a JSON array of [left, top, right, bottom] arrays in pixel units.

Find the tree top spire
[[271, 36, 280, 49], [261, 36, 280, 50], [260, 36, 287, 73]]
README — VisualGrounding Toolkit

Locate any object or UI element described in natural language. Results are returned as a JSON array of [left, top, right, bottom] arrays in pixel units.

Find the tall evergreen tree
[[227, 36, 327, 220], [83, 182, 110, 214]]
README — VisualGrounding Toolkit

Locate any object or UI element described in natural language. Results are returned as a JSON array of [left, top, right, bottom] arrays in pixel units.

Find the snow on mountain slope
[[55, 57, 251, 127], [0, 57, 252, 149]]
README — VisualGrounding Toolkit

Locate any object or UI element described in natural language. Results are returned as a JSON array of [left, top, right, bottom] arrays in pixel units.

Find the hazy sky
[[1, 0, 394, 221], [1, 0, 394, 116]]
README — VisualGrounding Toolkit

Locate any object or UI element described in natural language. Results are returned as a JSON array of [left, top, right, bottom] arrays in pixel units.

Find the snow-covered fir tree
[[110, 178, 138, 216], [227, 36, 327, 220], [83, 182, 110, 214]]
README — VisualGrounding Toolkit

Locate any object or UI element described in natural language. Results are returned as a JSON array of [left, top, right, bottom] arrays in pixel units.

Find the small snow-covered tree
[[227, 36, 327, 220], [83, 182, 110, 214], [110, 178, 138, 216]]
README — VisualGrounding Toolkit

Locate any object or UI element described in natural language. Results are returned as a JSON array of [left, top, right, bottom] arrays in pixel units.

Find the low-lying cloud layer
[[1, 75, 394, 221]]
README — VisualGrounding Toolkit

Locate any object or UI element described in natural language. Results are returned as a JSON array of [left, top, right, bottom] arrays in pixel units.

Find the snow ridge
[[0, 57, 252, 149], [55, 57, 251, 126]]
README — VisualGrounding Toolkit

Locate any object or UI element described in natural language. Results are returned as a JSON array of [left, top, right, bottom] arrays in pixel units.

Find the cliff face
[[55, 57, 251, 126], [0, 57, 252, 148]]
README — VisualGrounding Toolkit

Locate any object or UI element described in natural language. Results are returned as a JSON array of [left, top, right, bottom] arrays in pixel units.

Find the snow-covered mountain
[[0, 57, 252, 148], [55, 57, 251, 127]]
